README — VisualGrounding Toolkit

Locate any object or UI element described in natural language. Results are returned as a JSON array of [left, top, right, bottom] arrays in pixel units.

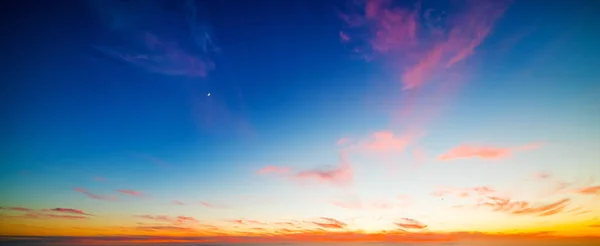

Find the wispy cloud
[[90, 0, 215, 77], [200, 201, 228, 209], [340, 0, 512, 90], [172, 200, 185, 206], [360, 131, 412, 153], [395, 218, 427, 230], [257, 166, 291, 175], [294, 151, 354, 187], [135, 215, 173, 223], [44, 208, 91, 216], [432, 186, 497, 198], [336, 137, 351, 146], [576, 186, 600, 195], [74, 188, 117, 201], [1, 206, 92, 220], [313, 217, 347, 229], [437, 142, 543, 161], [19, 213, 88, 220], [116, 189, 144, 197], [0, 207, 34, 212], [477, 197, 570, 217]]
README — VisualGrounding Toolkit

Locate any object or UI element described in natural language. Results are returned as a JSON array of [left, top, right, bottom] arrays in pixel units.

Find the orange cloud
[[74, 188, 117, 201], [437, 142, 543, 161], [257, 166, 291, 175], [576, 186, 600, 195], [477, 197, 570, 217], [395, 218, 428, 230], [313, 217, 347, 229], [116, 189, 143, 197]]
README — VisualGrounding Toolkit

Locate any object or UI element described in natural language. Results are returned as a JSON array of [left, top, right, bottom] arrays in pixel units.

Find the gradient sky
[[2, 0, 600, 245]]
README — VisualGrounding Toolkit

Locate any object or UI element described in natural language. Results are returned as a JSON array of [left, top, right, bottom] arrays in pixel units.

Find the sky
[[2, 0, 600, 245]]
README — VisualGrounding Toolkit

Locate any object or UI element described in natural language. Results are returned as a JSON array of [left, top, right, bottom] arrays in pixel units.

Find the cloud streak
[[116, 189, 144, 197], [395, 218, 428, 230], [91, 0, 215, 77], [74, 188, 117, 201], [341, 0, 513, 90], [313, 217, 347, 229], [294, 151, 354, 187], [437, 142, 543, 161]]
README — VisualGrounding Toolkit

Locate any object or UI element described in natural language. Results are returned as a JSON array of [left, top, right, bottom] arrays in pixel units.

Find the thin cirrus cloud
[[0, 206, 92, 220], [200, 201, 229, 209], [437, 142, 543, 161], [294, 151, 354, 187], [575, 186, 600, 195], [258, 152, 354, 187], [395, 218, 428, 230], [476, 197, 571, 217], [74, 188, 117, 201], [360, 131, 412, 153], [432, 185, 572, 217], [340, 0, 513, 90], [256, 166, 291, 175], [45, 208, 91, 216], [115, 189, 144, 197], [313, 217, 347, 229], [91, 0, 215, 77], [172, 200, 185, 206], [336, 137, 351, 146]]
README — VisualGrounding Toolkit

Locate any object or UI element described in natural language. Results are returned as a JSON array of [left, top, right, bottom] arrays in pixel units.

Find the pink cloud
[[21, 213, 88, 220], [200, 201, 228, 209], [340, 0, 512, 90], [257, 166, 291, 175], [340, 31, 351, 42], [46, 208, 91, 216], [361, 131, 411, 153], [294, 152, 353, 187], [116, 189, 143, 197], [136, 215, 173, 222], [0, 207, 34, 212], [336, 137, 351, 146], [74, 188, 117, 201], [395, 218, 427, 230], [437, 142, 543, 161], [175, 216, 198, 224]]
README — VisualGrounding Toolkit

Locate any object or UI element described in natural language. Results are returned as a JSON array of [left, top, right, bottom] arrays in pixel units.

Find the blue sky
[[2, 0, 600, 244]]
